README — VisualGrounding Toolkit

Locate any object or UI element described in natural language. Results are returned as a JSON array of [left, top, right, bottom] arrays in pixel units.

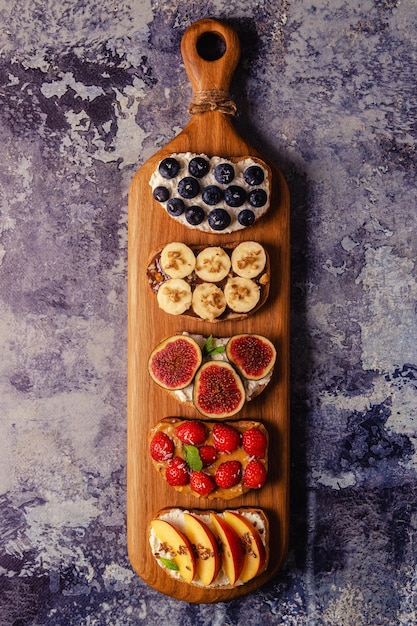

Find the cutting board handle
[[181, 18, 240, 96]]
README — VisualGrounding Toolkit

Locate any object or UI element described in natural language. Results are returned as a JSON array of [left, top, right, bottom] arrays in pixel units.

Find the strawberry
[[150, 431, 175, 462], [214, 460, 242, 488], [212, 423, 241, 453], [198, 444, 218, 467], [243, 459, 267, 489], [175, 420, 207, 446], [242, 428, 267, 458], [165, 456, 189, 486], [190, 470, 216, 496]]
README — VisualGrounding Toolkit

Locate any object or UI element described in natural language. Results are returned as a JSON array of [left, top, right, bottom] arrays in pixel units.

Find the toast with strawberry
[[149, 418, 268, 500]]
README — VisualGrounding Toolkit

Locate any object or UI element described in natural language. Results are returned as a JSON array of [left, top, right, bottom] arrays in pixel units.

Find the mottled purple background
[[0, 1, 416, 624]]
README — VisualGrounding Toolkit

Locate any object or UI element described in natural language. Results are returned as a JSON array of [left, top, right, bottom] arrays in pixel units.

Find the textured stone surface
[[1, 0, 416, 624]]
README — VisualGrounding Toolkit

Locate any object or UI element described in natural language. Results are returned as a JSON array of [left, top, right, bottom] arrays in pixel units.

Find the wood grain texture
[[127, 18, 290, 603]]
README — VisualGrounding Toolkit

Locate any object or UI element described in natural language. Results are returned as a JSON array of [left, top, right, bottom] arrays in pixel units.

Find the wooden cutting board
[[127, 17, 290, 603]]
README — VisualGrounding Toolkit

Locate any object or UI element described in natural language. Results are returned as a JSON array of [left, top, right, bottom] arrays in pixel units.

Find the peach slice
[[223, 511, 267, 582], [151, 519, 196, 583], [210, 512, 244, 585], [184, 514, 221, 586]]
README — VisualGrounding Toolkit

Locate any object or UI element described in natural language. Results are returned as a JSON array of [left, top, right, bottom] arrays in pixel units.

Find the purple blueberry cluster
[[152, 155, 269, 231]]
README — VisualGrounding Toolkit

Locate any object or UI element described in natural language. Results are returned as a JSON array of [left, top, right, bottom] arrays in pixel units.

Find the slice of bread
[[149, 418, 268, 500], [147, 241, 270, 322], [149, 153, 271, 234], [149, 333, 275, 412], [149, 507, 269, 587]]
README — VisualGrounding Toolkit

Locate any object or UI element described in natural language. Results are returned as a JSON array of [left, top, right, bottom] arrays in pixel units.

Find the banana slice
[[224, 277, 260, 313], [192, 283, 226, 321], [157, 278, 192, 315], [160, 242, 196, 279], [231, 241, 266, 279], [194, 247, 231, 282]]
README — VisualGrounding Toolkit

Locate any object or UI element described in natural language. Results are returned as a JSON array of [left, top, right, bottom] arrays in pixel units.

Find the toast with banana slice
[[147, 241, 270, 321]]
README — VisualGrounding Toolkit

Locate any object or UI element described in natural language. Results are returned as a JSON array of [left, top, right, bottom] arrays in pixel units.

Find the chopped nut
[[165, 252, 181, 270], [237, 251, 262, 270], [166, 287, 188, 302], [178, 544, 189, 556]]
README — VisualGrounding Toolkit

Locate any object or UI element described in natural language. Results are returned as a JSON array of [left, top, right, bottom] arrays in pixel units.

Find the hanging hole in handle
[[196, 31, 227, 61]]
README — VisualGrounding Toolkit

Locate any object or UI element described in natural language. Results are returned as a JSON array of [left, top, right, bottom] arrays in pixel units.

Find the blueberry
[[224, 185, 246, 207], [185, 205, 205, 225], [159, 157, 180, 179], [244, 165, 264, 186], [167, 197, 185, 216], [237, 209, 255, 226], [202, 185, 223, 206], [207, 208, 231, 231], [153, 186, 170, 202], [214, 163, 235, 184], [189, 157, 209, 178], [178, 176, 200, 199], [248, 189, 267, 207]]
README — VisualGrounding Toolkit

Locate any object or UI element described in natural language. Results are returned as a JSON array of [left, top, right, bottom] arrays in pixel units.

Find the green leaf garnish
[[203, 335, 226, 357], [183, 444, 203, 471], [208, 345, 227, 355], [159, 557, 179, 571]]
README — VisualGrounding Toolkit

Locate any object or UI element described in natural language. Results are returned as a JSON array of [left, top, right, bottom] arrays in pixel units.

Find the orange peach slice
[[210, 512, 244, 585], [223, 511, 267, 582], [184, 514, 221, 585], [151, 519, 196, 583]]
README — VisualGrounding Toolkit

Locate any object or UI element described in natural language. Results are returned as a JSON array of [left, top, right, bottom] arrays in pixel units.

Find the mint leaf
[[159, 557, 179, 571], [207, 345, 226, 355], [203, 335, 225, 357], [183, 444, 203, 471], [203, 335, 214, 355]]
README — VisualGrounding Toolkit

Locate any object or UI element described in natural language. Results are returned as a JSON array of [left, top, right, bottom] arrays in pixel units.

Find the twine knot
[[188, 89, 237, 116]]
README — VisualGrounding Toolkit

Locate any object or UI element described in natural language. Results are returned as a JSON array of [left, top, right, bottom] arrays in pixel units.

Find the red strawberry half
[[243, 459, 267, 489], [150, 431, 175, 462], [242, 427, 267, 458], [175, 420, 207, 446], [165, 456, 189, 486], [212, 423, 241, 453], [190, 471, 216, 496], [198, 444, 218, 467], [215, 460, 242, 488]]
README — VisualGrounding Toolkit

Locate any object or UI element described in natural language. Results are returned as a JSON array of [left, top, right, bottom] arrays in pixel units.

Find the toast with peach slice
[[149, 507, 269, 587], [147, 241, 270, 322]]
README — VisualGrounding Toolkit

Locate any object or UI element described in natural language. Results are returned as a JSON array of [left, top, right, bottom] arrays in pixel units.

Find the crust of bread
[[149, 417, 268, 500], [147, 241, 270, 322], [149, 506, 269, 588]]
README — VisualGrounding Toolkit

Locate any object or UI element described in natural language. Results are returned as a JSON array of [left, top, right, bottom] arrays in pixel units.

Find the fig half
[[193, 361, 245, 418], [148, 335, 202, 390], [226, 334, 276, 381]]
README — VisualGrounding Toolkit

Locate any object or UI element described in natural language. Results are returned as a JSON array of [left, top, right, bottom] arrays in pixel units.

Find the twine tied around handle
[[188, 89, 237, 115]]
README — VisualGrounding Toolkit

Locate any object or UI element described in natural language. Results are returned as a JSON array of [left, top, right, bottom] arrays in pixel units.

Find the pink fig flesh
[[148, 335, 202, 390], [193, 361, 245, 418], [226, 334, 276, 381]]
